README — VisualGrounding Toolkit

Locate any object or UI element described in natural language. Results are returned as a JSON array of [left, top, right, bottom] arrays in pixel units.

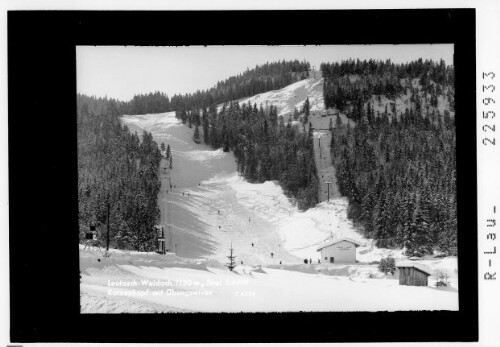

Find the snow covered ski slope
[[80, 77, 458, 313], [120, 110, 370, 264], [235, 77, 325, 116]]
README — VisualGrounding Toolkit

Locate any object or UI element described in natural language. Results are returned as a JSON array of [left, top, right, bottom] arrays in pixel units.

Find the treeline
[[321, 58, 455, 115], [119, 60, 310, 115], [77, 94, 162, 251], [331, 100, 456, 256], [178, 101, 319, 210]]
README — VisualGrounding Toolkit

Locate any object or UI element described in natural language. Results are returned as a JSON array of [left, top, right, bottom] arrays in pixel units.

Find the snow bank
[[174, 148, 226, 163], [122, 111, 180, 130], [80, 247, 458, 313]]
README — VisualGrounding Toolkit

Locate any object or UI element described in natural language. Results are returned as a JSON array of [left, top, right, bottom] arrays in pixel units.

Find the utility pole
[[168, 197, 172, 251], [106, 202, 110, 251], [325, 181, 332, 202]]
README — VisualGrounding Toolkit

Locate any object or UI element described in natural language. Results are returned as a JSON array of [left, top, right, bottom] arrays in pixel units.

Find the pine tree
[[411, 194, 433, 256], [166, 144, 171, 159], [293, 107, 300, 120], [202, 107, 210, 144], [303, 97, 310, 124], [193, 125, 200, 144], [160, 142, 166, 157], [226, 243, 236, 271], [336, 113, 342, 127]]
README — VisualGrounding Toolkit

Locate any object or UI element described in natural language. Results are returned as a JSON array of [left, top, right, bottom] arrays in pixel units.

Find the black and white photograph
[[77, 45, 459, 313], [6, 7, 488, 345]]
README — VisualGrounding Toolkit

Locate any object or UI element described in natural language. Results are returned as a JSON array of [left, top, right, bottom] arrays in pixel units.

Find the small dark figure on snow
[[251, 243, 254, 247], [280, 260, 282, 265], [241, 260, 243, 265], [318, 259, 320, 264], [271, 252, 274, 258], [304, 259, 308, 264], [219, 225, 221, 229], [309, 258, 312, 264]]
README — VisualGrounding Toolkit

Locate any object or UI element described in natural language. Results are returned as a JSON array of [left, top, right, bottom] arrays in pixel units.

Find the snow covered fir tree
[[78, 47, 459, 313]]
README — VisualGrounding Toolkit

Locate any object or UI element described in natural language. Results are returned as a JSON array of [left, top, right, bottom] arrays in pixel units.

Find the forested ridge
[[321, 58, 454, 117], [120, 59, 318, 210], [120, 60, 310, 115], [77, 94, 162, 251], [77, 57, 457, 256], [178, 101, 319, 210], [77, 60, 311, 251], [324, 59, 457, 256]]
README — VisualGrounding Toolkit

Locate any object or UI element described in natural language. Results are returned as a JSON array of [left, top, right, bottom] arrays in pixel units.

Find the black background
[[8, 9, 477, 343]]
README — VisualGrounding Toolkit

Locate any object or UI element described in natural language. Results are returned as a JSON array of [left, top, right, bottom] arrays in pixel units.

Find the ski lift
[[86, 222, 96, 240], [156, 225, 166, 254], [84, 222, 100, 251]]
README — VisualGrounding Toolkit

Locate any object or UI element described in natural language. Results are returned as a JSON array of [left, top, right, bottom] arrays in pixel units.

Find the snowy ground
[[80, 78, 459, 313], [218, 77, 324, 117], [80, 245, 458, 313]]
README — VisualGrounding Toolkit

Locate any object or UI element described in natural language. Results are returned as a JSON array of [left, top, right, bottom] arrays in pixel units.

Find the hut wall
[[399, 267, 429, 286], [320, 241, 357, 263]]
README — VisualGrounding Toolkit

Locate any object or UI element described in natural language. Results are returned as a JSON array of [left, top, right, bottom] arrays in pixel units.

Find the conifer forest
[[78, 58, 457, 256]]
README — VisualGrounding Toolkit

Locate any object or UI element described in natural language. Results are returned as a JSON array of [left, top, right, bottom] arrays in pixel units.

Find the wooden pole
[[106, 202, 110, 251], [325, 182, 331, 202]]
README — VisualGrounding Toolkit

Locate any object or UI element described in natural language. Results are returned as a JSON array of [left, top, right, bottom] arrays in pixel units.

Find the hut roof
[[316, 237, 363, 251], [396, 262, 433, 276]]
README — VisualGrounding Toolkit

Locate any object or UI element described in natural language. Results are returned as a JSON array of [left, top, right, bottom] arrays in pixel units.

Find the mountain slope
[[80, 69, 458, 314], [235, 77, 325, 117]]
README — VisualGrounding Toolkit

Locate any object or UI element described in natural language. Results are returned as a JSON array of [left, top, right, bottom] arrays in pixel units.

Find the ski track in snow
[[80, 77, 458, 313]]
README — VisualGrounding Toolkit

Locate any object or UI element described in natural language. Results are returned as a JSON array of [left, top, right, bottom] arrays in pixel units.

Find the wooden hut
[[396, 263, 432, 286]]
